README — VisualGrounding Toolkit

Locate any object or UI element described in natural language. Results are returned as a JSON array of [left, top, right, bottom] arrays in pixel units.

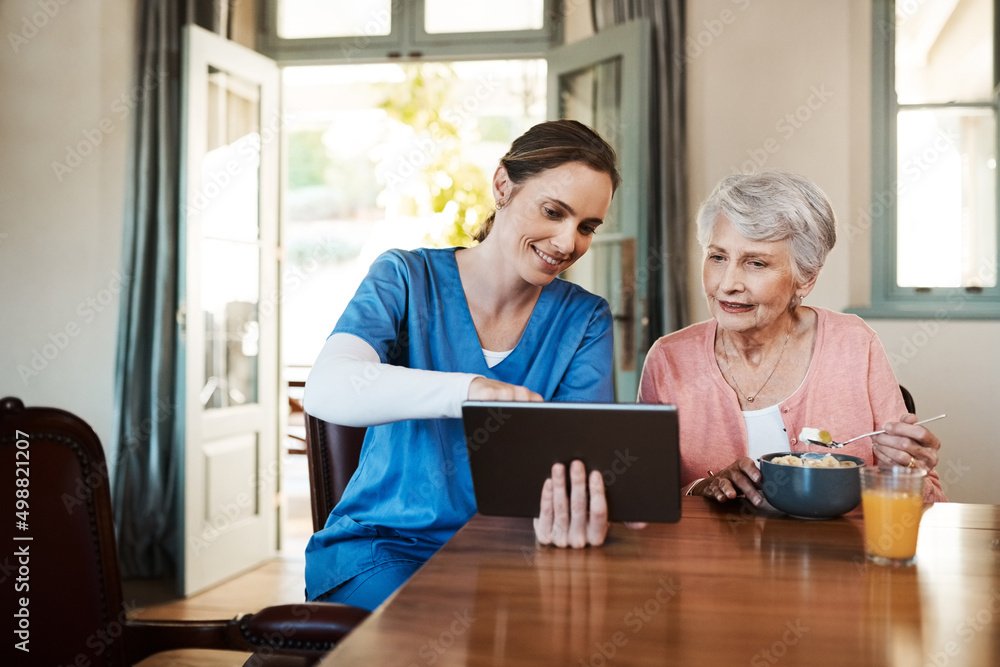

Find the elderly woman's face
[[703, 216, 800, 336]]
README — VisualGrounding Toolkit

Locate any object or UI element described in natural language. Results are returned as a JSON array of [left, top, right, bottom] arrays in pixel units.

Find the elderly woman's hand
[[692, 457, 764, 506], [534, 461, 609, 548], [872, 413, 941, 472]]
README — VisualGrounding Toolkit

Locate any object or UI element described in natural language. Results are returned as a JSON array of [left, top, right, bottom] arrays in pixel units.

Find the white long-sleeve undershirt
[[302, 333, 507, 427]]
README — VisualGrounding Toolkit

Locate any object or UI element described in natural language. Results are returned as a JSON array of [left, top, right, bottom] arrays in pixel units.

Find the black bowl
[[759, 452, 866, 519]]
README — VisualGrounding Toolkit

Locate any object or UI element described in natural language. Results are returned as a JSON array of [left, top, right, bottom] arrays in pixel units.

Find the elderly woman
[[639, 170, 946, 504]]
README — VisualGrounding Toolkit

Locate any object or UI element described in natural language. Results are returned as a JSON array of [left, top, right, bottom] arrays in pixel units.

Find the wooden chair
[[0, 397, 368, 667], [303, 413, 366, 533], [899, 384, 916, 415]]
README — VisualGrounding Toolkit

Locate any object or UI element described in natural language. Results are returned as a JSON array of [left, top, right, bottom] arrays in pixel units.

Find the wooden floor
[[129, 553, 307, 667]]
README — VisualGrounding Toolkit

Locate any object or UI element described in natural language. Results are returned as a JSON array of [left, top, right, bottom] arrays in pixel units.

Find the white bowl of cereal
[[758, 452, 865, 519]]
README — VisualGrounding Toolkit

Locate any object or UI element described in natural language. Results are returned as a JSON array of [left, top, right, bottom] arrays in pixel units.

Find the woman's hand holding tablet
[[534, 461, 609, 548]]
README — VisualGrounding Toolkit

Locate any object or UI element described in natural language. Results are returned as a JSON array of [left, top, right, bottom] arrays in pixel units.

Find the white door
[[180, 25, 281, 595], [547, 20, 652, 402]]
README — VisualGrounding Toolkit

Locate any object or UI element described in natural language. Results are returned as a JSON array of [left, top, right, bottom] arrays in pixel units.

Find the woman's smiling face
[[494, 161, 613, 286], [702, 215, 806, 335]]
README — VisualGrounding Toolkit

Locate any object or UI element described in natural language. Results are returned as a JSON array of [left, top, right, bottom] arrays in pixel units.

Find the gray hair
[[695, 170, 837, 285]]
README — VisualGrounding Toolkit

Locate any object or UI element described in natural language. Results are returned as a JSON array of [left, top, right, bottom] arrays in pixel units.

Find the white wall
[[686, 0, 1000, 504], [0, 0, 133, 450]]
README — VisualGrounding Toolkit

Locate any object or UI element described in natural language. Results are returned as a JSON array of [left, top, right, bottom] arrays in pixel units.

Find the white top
[[482, 348, 512, 367], [743, 402, 791, 460]]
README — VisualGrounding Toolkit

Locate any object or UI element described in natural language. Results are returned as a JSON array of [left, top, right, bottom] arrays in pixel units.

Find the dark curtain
[[592, 0, 689, 336], [110, 0, 186, 579]]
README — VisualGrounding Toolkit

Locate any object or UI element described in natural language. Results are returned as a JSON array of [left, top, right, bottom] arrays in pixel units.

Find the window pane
[[425, 0, 544, 33], [896, 108, 997, 288], [201, 240, 260, 409], [277, 0, 392, 39], [199, 65, 263, 410], [557, 57, 623, 234], [895, 0, 993, 104], [280, 61, 546, 367], [202, 69, 260, 242]]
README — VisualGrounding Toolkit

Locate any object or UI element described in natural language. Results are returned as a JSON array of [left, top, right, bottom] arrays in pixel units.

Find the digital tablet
[[461, 402, 681, 523]]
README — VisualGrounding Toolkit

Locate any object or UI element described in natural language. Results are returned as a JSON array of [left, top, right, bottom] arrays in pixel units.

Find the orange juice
[[861, 489, 923, 560]]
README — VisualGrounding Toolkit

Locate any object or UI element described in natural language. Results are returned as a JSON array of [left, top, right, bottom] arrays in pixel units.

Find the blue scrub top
[[304, 247, 613, 600]]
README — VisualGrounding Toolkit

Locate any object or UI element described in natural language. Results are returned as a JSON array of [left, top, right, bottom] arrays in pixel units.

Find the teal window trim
[[256, 0, 561, 64], [855, 0, 1000, 320]]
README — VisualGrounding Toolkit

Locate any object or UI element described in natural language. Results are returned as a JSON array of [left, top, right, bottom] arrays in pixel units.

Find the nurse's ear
[[492, 165, 513, 208]]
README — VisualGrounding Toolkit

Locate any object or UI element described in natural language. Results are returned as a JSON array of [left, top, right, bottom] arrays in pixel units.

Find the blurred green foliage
[[287, 130, 329, 189], [379, 63, 491, 247]]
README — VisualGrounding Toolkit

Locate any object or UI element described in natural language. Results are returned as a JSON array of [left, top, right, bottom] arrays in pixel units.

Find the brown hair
[[473, 120, 621, 243]]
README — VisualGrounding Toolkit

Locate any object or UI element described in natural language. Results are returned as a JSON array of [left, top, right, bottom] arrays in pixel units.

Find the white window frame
[[257, 0, 561, 63]]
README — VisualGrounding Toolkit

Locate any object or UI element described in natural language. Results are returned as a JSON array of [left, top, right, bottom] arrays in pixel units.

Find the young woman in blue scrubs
[[303, 120, 621, 611]]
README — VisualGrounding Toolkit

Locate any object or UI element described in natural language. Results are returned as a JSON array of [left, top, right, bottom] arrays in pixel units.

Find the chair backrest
[[304, 413, 366, 533], [1, 396, 131, 666], [899, 384, 916, 414]]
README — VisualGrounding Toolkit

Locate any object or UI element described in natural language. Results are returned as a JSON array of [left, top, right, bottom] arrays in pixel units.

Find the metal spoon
[[804, 413, 946, 448]]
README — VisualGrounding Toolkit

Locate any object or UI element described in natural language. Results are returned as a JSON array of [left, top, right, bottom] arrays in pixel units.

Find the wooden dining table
[[319, 496, 1000, 666]]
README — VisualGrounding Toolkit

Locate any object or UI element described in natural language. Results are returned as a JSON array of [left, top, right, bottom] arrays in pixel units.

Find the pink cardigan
[[638, 307, 946, 503]]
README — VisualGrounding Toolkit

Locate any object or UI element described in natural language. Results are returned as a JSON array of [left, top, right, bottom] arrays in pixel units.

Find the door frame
[[179, 24, 281, 596]]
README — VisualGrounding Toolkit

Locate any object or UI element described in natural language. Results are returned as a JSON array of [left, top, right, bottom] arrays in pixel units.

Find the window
[[867, 0, 999, 317], [279, 61, 546, 368], [258, 0, 558, 62]]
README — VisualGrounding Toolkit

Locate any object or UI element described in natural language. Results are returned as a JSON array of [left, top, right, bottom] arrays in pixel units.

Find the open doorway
[[278, 59, 547, 555]]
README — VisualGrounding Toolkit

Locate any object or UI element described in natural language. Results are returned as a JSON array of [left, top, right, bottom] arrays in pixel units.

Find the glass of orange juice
[[860, 467, 927, 566]]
